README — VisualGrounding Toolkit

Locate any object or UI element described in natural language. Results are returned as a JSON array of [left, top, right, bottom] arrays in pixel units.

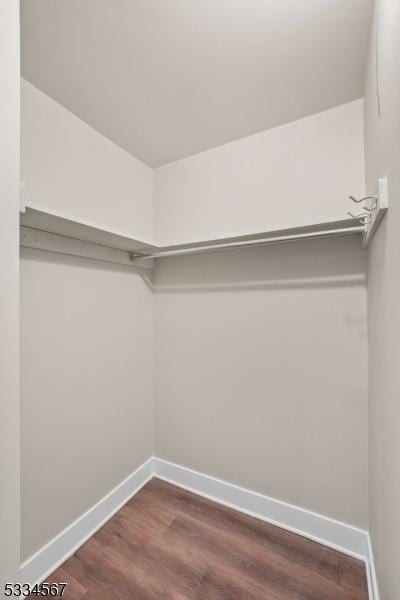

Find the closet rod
[[134, 225, 365, 260]]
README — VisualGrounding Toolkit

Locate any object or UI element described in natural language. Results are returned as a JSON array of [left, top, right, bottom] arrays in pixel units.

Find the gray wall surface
[[364, 0, 400, 597], [155, 237, 368, 528], [20, 251, 154, 561], [0, 0, 20, 589]]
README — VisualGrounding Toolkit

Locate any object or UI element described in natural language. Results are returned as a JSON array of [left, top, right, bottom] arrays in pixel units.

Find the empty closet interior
[[1, 0, 399, 598]]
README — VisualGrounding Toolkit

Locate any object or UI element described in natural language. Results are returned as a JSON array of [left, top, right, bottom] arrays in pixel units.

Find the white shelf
[[20, 204, 367, 266], [149, 218, 363, 258], [20, 178, 391, 267], [20, 205, 157, 254]]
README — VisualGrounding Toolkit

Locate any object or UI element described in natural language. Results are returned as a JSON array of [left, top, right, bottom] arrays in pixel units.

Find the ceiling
[[20, 0, 374, 167]]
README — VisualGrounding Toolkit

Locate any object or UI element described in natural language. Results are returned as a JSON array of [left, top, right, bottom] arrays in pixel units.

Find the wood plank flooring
[[37, 479, 369, 599]]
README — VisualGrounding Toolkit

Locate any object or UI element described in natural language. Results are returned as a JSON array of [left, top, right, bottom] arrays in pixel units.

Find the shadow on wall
[[153, 234, 367, 293], [20, 234, 366, 295], [20, 246, 155, 292]]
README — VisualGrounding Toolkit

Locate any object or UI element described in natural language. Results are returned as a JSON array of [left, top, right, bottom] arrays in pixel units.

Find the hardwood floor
[[38, 479, 369, 599]]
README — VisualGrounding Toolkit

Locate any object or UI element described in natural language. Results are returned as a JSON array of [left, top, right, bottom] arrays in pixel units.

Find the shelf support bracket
[[362, 177, 389, 247]]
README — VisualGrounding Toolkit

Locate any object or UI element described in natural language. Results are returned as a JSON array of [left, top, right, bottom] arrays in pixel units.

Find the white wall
[[21, 251, 154, 561], [364, 0, 400, 597], [21, 79, 154, 241], [155, 236, 368, 528], [154, 97, 368, 528], [22, 84, 365, 249], [0, 0, 20, 588], [155, 100, 365, 245], [20, 85, 155, 561]]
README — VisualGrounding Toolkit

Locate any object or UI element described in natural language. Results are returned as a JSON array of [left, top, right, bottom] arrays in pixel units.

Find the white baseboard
[[20, 455, 378, 600], [153, 458, 379, 599], [366, 534, 380, 600], [153, 457, 369, 560], [20, 457, 153, 587]]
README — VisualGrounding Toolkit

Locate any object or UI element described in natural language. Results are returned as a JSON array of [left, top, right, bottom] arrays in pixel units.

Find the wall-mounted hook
[[347, 211, 371, 225], [347, 178, 389, 247], [349, 194, 377, 204]]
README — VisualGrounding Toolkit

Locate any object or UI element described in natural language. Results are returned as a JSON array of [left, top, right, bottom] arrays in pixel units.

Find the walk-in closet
[[1, 1, 399, 598]]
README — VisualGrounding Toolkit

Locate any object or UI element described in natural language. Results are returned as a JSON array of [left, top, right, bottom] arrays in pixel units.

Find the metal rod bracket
[[362, 177, 389, 247]]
